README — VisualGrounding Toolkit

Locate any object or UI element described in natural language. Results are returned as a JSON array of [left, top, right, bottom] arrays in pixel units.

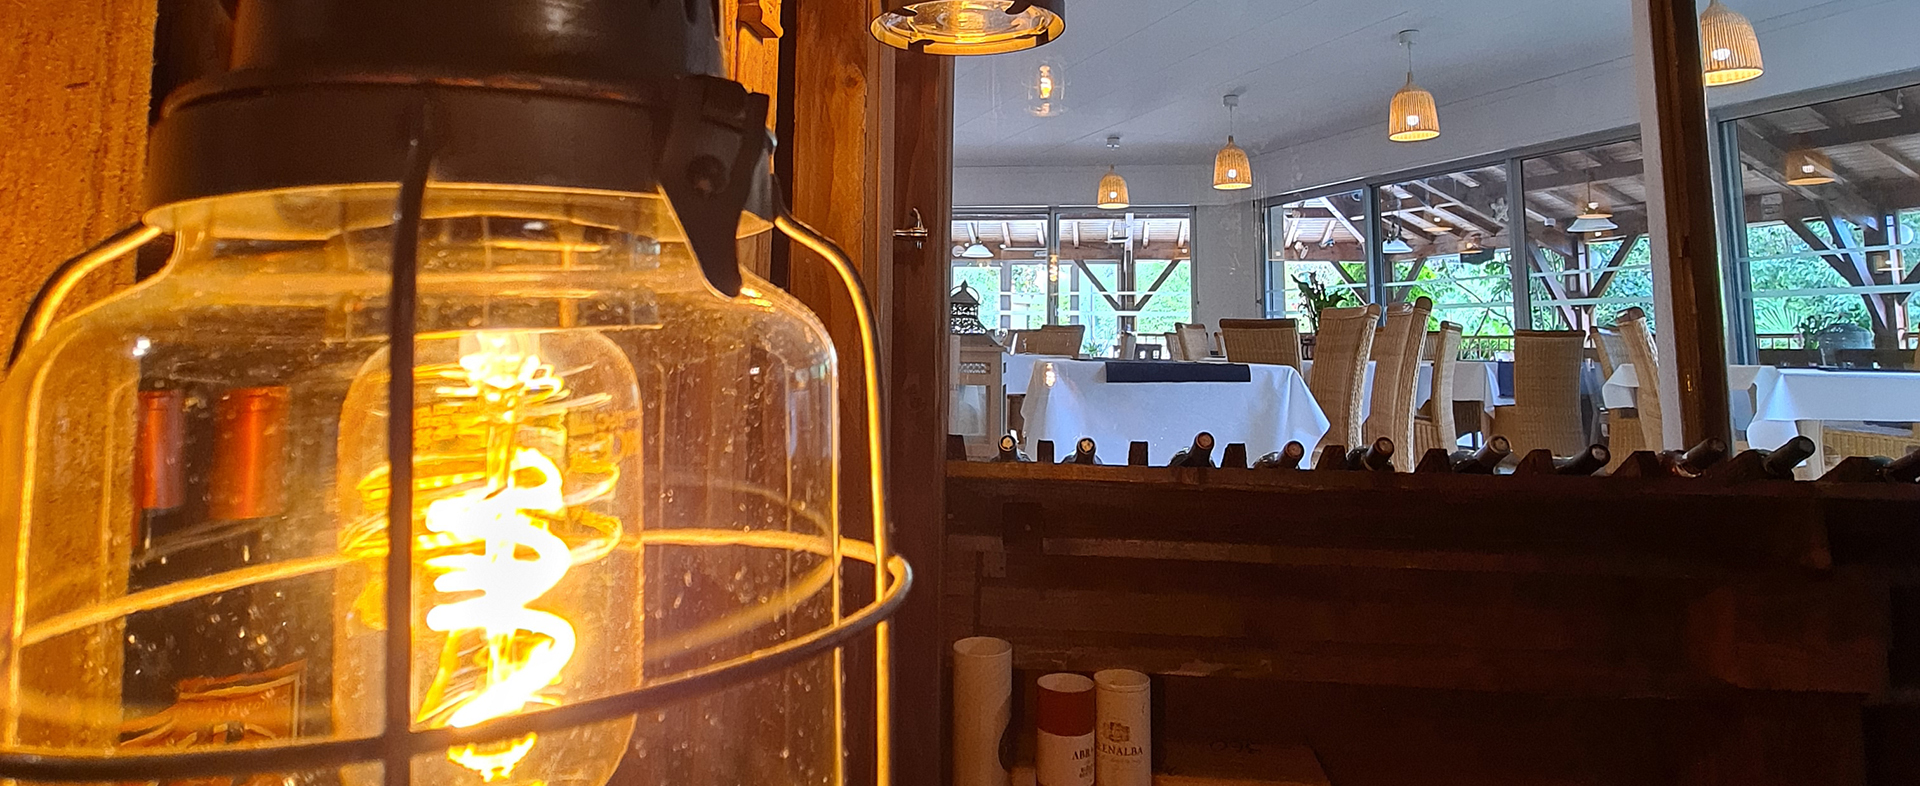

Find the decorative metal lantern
[[0, 3, 907, 786], [950, 282, 990, 335]]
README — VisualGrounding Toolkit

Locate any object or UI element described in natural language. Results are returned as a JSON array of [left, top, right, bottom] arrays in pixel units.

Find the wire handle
[[7, 223, 163, 370], [773, 192, 897, 786]]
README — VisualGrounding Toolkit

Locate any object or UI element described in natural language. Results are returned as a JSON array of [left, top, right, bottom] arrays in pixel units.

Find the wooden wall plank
[[0, 0, 157, 356]]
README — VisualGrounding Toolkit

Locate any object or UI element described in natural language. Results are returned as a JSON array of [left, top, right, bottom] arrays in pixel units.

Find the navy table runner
[[1104, 361, 1253, 383]]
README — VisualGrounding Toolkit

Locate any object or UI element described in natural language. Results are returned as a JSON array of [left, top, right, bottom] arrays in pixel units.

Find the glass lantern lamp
[[0, 2, 908, 786]]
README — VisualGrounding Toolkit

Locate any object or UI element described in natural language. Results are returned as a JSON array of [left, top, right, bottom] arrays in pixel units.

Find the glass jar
[[0, 183, 842, 786]]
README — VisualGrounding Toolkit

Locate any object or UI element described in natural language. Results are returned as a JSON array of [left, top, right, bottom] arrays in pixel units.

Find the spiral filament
[[347, 332, 621, 782]]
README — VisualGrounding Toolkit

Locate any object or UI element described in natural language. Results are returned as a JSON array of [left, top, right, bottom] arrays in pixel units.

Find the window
[[1520, 139, 1654, 333], [1378, 164, 1515, 354], [1723, 83, 1920, 361], [1057, 210, 1193, 356], [952, 208, 1194, 357], [950, 211, 1052, 332], [1265, 188, 1370, 321]]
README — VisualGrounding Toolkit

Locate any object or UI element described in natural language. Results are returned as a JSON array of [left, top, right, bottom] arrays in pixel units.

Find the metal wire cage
[[0, 92, 906, 786]]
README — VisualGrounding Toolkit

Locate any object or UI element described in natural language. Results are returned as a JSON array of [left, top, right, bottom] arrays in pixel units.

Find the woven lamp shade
[[1389, 78, 1440, 142], [1700, 0, 1764, 86], [1213, 137, 1253, 190], [1097, 166, 1131, 210], [1785, 148, 1837, 186]]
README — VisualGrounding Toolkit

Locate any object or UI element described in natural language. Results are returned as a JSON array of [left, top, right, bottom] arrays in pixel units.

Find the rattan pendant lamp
[[1098, 135, 1130, 210], [1388, 30, 1440, 143], [1213, 94, 1253, 191], [1700, 0, 1764, 86], [1784, 148, 1836, 186]]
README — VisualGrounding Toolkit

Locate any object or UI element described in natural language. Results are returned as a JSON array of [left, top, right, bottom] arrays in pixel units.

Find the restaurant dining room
[[2, 2, 1919, 786], [939, 0, 1920, 784]]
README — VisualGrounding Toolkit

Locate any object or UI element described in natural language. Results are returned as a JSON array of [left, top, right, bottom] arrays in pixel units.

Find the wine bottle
[[1660, 437, 1727, 478], [1345, 437, 1395, 472], [1252, 441, 1307, 470], [123, 386, 310, 753], [1061, 437, 1100, 465], [1759, 436, 1817, 480], [1885, 450, 1920, 483], [1555, 444, 1610, 476], [1450, 436, 1511, 474], [993, 434, 1033, 463], [1169, 432, 1216, 468]]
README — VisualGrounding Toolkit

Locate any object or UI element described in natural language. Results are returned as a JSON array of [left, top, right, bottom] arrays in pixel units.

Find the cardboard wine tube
[[952, 637, 1013, 786], [1036, 673, 1095, 786], [1094, 669, 1151, 786]]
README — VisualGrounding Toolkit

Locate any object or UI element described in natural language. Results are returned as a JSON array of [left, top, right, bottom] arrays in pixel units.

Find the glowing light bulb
[[1037, 65, 1055, 99], [339, 329, 639, 786]]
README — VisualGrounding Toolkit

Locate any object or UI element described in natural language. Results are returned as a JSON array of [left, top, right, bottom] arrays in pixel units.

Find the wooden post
[[887, 46, 953, 786], [0, 0, 157, 356], [1631, 0, 1732, 450]]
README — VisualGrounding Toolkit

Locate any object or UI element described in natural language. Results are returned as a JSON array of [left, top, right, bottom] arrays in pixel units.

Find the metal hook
[[893, 207, 930, 249]]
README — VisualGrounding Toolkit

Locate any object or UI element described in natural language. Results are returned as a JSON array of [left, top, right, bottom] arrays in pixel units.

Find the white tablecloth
[[1603, 364, 1765, 435], [1019, 358, 1329, 461], [1302, 360, 1502, 417], [1601, 364, 1920, 450]]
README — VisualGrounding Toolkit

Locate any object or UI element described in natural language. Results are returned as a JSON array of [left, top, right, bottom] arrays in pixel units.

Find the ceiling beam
[[1735, 126, 1884, 230]]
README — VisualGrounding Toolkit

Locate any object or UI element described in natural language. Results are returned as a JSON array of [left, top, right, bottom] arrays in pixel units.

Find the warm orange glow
[[352, 332, 609, 782]]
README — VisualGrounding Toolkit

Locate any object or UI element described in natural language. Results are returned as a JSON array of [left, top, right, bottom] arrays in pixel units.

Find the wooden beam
[[1588, 233, 1645, 301], [887, 45, 951, 786], [1524, 161, 1646, 192], [1735, 126, 1883, 230], [1632, 0, 1731, 449]]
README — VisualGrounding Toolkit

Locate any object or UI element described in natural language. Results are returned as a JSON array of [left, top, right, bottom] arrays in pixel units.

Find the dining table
[[1603, 363, 1920, 475], [1017, 357, 1329, 462]]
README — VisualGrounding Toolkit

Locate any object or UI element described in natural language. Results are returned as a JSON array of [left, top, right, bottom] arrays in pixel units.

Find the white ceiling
[[953, 0, 1874, 168]]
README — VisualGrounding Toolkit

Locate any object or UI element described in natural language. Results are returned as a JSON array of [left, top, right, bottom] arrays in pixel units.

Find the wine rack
[[942, 434, 1920, 785]]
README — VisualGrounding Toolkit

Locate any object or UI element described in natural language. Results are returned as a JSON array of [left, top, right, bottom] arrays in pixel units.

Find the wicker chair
[[1590, 325, 1645, 462], [1219, 318, 1303, 369], [1019, 324, 1085, 357], [1413, 322, 1464, 459], [1616, 308, 1664, 451], [1364, 298, 1433, 470], [1489, 330, 1589, 458], [1306, 304, 1382, 452], [1174, 323, 1213, 361]]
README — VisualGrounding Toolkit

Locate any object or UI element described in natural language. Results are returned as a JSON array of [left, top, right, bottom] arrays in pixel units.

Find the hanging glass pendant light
[[1567, 177, 1619, 234], [1213, 94, 1253, 191], [1785, 147, 1837, 186], [1029, 58, 1067, 117], [1388, 30, 1440, 143], [1701, 0, 1764, 87], [872, 0, 1066, 56], [1098, 135, 1131, 210]]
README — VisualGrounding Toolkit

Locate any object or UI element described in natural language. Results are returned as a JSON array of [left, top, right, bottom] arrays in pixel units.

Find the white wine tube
[[1094, 669, 1151, 786], [952, 637, 1013, 786], [1036, 673, 1096, 786]]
